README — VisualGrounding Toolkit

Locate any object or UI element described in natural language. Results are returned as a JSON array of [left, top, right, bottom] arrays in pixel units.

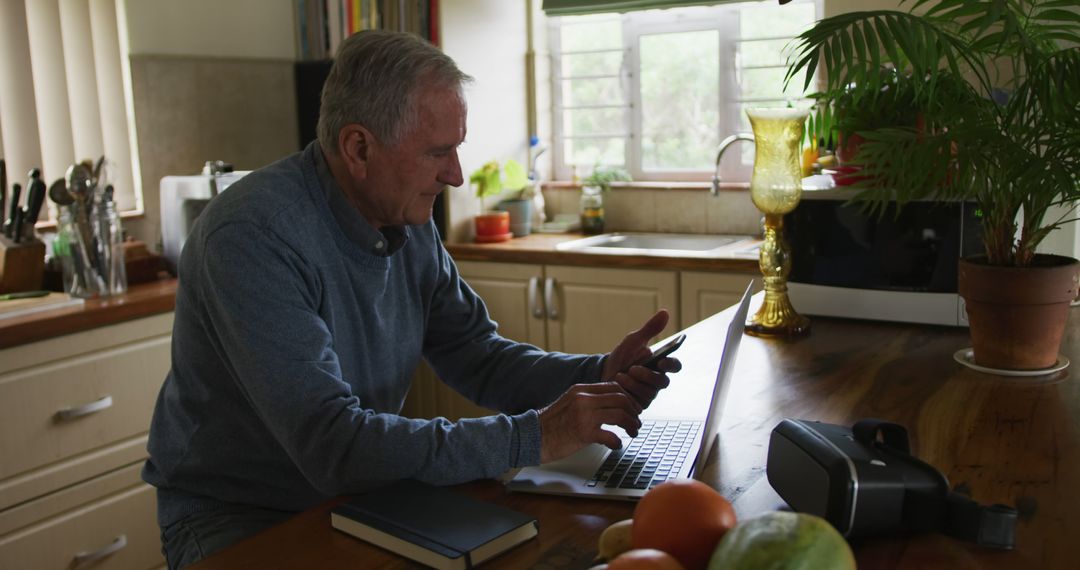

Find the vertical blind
[[0, 0, 139, 223]]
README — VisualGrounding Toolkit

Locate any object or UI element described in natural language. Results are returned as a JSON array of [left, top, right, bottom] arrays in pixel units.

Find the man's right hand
[[537, 382, 642, 464]]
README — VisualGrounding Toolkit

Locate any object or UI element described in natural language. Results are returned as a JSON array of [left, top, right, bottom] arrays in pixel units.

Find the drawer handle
[[544, 277, 558, 320], [73, 534, 127, 567], [56, 395, 114, 421], [528, 276, 543, 318]]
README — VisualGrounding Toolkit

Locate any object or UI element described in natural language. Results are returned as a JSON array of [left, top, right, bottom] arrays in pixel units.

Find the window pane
[[739, 67, 805, 100], [564, 137, 625, 169], [561, 51, 623, 78], [739, 1, 815, 40], [559, 16, 621, 52], [562, 77, 623, 107], [563, 108, 625, 137], [640, 29, 719, 170], [739, 38, 798, 69]]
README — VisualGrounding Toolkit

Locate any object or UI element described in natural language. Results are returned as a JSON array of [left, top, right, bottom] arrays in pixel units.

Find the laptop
[[506, 282, 754, 499]]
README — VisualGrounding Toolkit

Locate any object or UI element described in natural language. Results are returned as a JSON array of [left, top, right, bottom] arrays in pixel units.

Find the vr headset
[[766, 418, 1017, 549]]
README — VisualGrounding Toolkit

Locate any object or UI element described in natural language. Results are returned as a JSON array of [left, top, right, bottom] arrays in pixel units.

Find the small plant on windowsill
[[582, 165, 632, 193], [468, 159, 529, 242]]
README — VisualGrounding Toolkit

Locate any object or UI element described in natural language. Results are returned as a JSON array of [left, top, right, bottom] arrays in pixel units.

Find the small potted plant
[[580, 165, 631, 235], [785, 0, 1080, 371], [469, 159, 530, 242]]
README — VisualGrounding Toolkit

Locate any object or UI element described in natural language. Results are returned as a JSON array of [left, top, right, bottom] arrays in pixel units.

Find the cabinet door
[[680, 271, 758, 328], [456, 261, 546, 348], [543, 265, 679, 354]]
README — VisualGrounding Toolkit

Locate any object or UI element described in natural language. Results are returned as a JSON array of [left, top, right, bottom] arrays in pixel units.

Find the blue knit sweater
[[143, 143, 603, 526]]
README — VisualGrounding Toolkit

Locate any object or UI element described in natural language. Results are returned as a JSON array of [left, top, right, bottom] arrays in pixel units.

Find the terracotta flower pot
[[958, 255, 1079, 370], [473, 211, 511, 243]]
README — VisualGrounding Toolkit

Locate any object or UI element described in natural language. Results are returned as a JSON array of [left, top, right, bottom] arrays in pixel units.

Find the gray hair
[[317, 30, 472, 154]]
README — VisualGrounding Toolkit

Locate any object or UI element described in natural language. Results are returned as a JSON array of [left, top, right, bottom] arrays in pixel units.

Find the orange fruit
[[608, 548, 685, 570], [631, 479, 736, 570]]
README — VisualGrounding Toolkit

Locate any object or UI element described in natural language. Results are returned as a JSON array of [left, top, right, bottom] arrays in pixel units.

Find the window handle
[[544, 277, 559, 320], [56, 395, 113, 421], [528, 277, 544, 319], [73, 534, 127, 568]]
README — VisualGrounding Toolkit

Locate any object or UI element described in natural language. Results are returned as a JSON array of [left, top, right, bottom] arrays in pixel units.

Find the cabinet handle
[[73, 534, 127, 567], [528, 276, 544, 318], [56, 395, 113, 422], [544, 277, 558, 320]]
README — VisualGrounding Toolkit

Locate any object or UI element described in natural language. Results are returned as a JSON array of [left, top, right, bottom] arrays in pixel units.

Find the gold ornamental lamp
[[713, 108, 811, 337]]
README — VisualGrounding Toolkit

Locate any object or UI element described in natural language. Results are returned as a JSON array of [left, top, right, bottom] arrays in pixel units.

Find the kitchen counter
[[445, 233, 761, 272], [0, 279, 177, 350], [0, 233, 758, 350]]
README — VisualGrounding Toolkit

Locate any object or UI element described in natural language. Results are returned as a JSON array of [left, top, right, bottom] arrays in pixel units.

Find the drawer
[[0, 333, 170, 508], [0, 478, 162, 570]]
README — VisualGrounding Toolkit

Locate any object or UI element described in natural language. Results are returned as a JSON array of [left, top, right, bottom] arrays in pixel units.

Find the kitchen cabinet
[[680, 271, 759, 328], [0, 313, 173, 570], [403, 262, 679, 420]]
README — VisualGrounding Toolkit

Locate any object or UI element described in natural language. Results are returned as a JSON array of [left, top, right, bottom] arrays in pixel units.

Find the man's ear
[[337, 124, 376, 180]]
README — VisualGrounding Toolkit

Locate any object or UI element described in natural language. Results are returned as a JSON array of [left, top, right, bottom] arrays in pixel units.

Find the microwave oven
[[784, 188, 982, 327]]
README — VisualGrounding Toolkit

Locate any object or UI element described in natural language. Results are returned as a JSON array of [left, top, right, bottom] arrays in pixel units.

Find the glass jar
[[579, 185, 605, 235], [55, 201, 127, 298]]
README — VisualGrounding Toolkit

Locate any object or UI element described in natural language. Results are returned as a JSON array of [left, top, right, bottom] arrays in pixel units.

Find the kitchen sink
[[555, 232, 757, 258]]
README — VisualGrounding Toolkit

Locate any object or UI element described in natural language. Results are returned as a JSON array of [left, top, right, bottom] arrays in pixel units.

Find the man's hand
[[538, 383, 642, 464], [601, 310, 682, 409]]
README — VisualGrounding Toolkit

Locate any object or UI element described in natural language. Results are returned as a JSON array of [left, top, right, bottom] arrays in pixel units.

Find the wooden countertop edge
[[445, 234, 761, 272], [0, 279, 178, 350]]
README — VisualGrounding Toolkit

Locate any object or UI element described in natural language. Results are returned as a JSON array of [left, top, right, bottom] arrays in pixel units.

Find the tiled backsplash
[[542, 186, 763, 236]]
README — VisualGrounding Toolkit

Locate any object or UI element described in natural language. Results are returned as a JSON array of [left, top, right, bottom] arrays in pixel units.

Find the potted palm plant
[[785, 0, 1080, 370]]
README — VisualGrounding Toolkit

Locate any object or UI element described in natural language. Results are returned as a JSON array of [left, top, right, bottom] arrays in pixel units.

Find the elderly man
[[144, 29, 678, 569]]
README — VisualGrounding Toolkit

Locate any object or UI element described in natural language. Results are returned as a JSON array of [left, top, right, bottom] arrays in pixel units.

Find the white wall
[[440, 0, 532, 242], [123, 0, 295, 59]]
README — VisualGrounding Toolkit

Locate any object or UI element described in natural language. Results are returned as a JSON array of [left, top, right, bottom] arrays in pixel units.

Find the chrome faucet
[[711, 133, 754, 196]]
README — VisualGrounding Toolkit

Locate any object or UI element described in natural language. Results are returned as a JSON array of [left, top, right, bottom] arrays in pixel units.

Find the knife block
[[0, 234, 46, 294]]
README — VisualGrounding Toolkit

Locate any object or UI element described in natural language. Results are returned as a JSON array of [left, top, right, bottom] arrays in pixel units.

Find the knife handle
[[25, 176, 46, 228], [6, 183, 20, 239], [0, 159, 7, 229], [11, 206, 23, 244]]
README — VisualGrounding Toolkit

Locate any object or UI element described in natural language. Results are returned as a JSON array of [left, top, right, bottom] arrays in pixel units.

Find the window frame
[[547, 0, 820, 184]]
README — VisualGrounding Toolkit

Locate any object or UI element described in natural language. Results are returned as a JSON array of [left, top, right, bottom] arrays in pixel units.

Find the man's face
[[360, 84, 466, 229]]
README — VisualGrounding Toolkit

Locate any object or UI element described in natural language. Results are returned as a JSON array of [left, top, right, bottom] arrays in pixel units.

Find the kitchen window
[[548, 0, 819, 183]]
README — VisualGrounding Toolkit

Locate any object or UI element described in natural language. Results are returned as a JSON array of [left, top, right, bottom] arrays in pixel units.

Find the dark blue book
[[330, 480, 538, 569]]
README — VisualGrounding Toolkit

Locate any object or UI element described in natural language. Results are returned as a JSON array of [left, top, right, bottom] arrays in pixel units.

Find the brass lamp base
[[745, 292, 811, 337]]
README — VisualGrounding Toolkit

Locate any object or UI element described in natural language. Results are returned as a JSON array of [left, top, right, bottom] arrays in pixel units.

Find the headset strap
[[944, 493, 1018, 550]]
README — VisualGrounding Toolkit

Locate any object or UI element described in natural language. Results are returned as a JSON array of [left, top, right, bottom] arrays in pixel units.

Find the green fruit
[[707, 511, 855, 570]]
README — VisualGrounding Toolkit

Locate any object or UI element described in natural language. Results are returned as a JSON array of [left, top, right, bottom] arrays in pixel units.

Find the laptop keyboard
[[586, 420, 702, 490]]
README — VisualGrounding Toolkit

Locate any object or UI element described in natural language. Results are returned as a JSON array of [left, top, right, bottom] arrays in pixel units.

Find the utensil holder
[[0, 234, 46, 294], [54, 204, 126, 298]]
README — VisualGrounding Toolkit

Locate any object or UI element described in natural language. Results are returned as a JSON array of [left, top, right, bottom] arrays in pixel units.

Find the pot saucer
[[474, 232, 513, 244], [953, 348, 1069, 377]]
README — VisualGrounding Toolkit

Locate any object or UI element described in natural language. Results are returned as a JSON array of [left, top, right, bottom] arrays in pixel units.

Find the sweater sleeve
[[421, 236, 606, 415], [194, 221, 561, 497]]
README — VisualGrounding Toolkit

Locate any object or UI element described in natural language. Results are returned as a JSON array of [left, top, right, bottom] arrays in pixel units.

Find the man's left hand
[[601, 310, 682, 409]]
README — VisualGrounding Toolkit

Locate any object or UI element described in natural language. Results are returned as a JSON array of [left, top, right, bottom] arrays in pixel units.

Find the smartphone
[[643, 334, 686, 371]]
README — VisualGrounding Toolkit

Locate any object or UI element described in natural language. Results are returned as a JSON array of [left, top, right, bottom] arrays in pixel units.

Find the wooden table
[[192, 300, 1080, 569]]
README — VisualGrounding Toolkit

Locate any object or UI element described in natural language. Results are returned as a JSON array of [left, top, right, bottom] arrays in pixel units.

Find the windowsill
[[32, 208, 146, 233], [541, 181, 750, 192]]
